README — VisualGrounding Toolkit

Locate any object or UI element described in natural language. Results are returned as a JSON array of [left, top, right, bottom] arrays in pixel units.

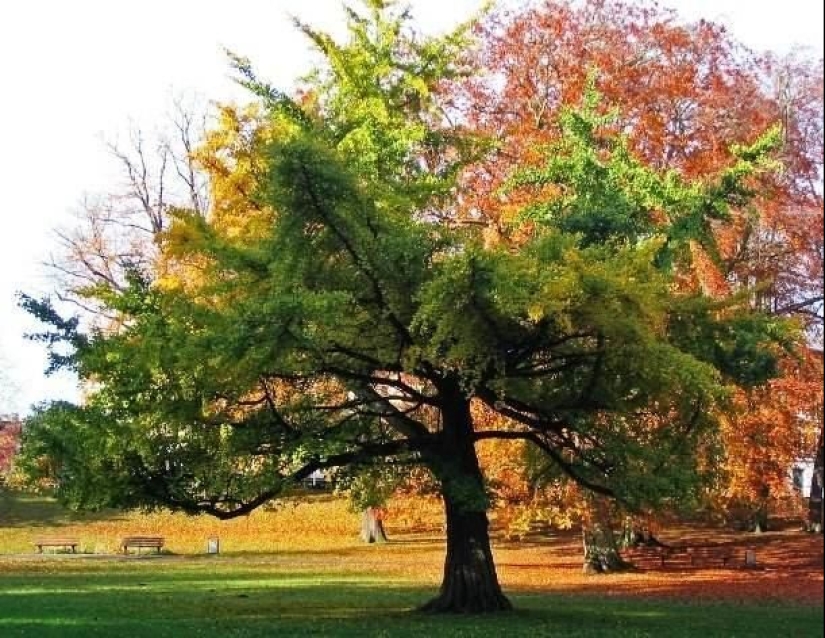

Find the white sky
[[0, 0, 822, 416]]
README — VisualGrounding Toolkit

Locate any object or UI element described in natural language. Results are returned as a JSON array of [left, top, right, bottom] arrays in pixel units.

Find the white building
[[791, 459, 816, 498]]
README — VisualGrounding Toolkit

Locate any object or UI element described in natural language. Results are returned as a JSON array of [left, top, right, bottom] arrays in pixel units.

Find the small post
[[207, 537, 220, 555], [745, 549, 757, 567]]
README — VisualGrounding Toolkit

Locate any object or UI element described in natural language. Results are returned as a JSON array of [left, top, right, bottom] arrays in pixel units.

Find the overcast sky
[[0, 0, 822, 416]]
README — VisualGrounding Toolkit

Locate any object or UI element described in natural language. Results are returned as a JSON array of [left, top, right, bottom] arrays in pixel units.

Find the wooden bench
[[121, 536, 164, 554], [627, 545, 686, 567], [34, 538, 79, 553], [687, 545, 734, 567]]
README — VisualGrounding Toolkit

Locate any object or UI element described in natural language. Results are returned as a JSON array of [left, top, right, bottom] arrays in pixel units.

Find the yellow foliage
[[156, 103, 278, 295]]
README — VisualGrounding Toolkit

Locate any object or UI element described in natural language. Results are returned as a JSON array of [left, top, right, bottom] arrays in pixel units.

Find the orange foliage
[[0, 420, 21, 475], [455, 1, 763, 228], [470, 401, 589, 537], [445, 0, 823, 526], [718, 351, 823, 521], [453, 0, 822, 327]]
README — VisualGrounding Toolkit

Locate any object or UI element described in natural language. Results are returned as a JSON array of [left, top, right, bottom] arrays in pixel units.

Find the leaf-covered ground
[[0, 488, 822, 637]]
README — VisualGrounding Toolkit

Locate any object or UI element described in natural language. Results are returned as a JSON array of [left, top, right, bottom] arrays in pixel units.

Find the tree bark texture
[[360, 507, 388, 543], [582, 526, 632, 574], [582, 499, 632, 574], [420, 385, 511, 613], [420, 495, 512, 613]]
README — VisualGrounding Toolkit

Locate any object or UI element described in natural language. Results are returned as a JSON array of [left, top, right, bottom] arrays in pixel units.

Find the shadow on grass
[[0, 564, 821, 638], [0, 489, 125, 528]]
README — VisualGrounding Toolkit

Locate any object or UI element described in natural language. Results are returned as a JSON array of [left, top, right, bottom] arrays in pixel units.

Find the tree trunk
[[420, 493, 512, 613], [751, 485, 770, 533], [809, 469, 823, 533], [360, 507, 388, 543], [752, 505, 769, 533], [582, 498, 632, 574], [582, 525, 632, 574], [420, 384, 511, 613]]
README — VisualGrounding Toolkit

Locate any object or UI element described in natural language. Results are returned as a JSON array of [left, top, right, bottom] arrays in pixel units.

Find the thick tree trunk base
[[424, 388, 512, 613], [419, 588, 512, 614], [420, 507, 513, 613], [583, 526, 634, 575]]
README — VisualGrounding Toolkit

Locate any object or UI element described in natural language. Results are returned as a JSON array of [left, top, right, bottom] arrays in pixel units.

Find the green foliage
[[293, 0, 481, 210], [342, 465, 400, 510], [506, 82, 782, 270], [17, 293, 87, 374], [19, 2, 793, 525], [667, 296, 798, 387]]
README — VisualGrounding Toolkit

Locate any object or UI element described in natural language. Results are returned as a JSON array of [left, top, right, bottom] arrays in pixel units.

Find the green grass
[[0, 558, 821, 637], [1, 488, 822, 636]]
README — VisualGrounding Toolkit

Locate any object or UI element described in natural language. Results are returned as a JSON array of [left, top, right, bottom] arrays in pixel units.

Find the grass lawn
[[1, 489, 822, 636], [0, 557, 821, 637]]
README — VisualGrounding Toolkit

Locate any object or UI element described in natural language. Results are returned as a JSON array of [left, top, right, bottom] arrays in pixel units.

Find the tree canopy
[[19, 0, 806, 613]]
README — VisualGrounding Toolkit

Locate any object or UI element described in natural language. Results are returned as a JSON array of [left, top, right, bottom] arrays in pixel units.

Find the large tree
[[21, 1, 793, 614]]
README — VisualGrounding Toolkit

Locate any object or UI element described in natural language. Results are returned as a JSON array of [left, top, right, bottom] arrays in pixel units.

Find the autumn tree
[[455, 0, 822, 334], [0, 352, 22, 481], [715, 350, 823, 531], [450, 0, 823, 536], [0, 419, 22, 480], [49, 95, 210, 320], [21, 1, 793, 614]]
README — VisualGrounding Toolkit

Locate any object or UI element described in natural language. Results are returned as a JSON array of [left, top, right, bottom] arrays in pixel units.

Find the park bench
[[34, 538, 79, 553], [121, 536, 164, 554], [686, 545, 734, 567], [627, 544, 686, 567]]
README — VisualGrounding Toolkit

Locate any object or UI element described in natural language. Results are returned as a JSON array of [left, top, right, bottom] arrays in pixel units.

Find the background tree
[[454, 0, 822, 340], [49, 96, 210, 320], [0, 351, 22, 481], [346, 467, 396, 543], [717, 352, 823, 531], [20, 0, 793, 614], [0, 419, 22, 480], [450, 0, 824, 535]]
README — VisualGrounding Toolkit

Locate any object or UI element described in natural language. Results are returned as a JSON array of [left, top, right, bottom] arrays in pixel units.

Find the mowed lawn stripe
[[0, 561, 821, 638]]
